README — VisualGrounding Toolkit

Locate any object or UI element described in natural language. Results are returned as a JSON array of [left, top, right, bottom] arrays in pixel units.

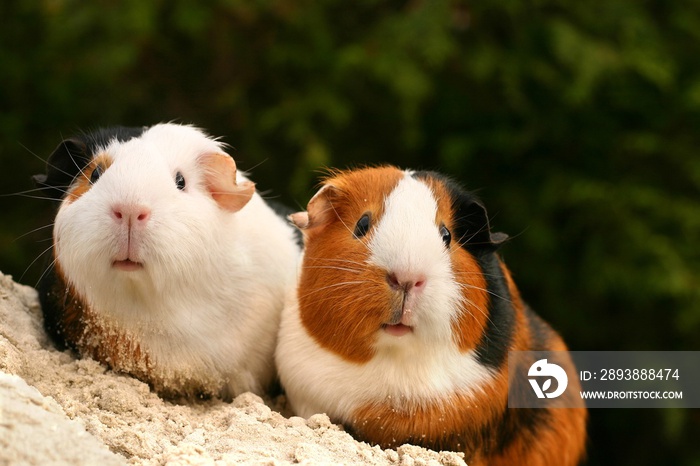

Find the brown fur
[[48, 262, 154, 380], [48, 261, 224, 399], [450, 243, 491, 352], [298, 166, 404, 363]]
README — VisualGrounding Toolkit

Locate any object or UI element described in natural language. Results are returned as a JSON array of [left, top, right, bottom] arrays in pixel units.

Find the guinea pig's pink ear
[[289, 184, 338, 230], [198, 152, 255, 213]]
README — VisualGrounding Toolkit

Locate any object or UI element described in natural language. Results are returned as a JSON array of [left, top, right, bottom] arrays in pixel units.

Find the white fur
[[54, 123, 300, 396], [276, 172, 494, 420]]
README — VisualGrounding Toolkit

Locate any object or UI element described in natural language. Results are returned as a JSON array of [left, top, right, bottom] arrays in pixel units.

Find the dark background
[[1, 1, 698, 464]]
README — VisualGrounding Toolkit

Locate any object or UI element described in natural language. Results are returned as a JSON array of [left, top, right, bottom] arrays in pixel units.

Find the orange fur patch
[[298, 166, 404, 363], [351, 375, 510, 454], [64, 154, 112, 204], [500, 263, 524, 315], [499, 262, 533, 352], [351, 348, 587, 466], [450, 249, 490, 352]]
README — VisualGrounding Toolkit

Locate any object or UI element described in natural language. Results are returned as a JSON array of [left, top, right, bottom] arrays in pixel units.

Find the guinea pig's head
[[35, 123, 255, 313], [291, 166, 508, 363]]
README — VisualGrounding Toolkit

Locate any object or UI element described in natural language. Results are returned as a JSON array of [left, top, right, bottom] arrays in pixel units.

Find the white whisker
[[23, 244, 56, 286], [302, 265, 362, 274], [457, 282, 512, 303], [327, 199, 371, 252], [14, 223, 55, 241], [297, 280, 372, 301]]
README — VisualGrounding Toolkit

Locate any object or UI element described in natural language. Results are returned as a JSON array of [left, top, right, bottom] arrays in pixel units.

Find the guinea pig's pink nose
[[386, 271, 426, 292], [112, 203, 151, 227]]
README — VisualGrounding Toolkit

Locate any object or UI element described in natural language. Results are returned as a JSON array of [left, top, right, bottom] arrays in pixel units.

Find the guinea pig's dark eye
[[90, 165, 103, 184], [440, 223, 451, 248], [354, 213, 371, 238], [175, 171, 186, 191]]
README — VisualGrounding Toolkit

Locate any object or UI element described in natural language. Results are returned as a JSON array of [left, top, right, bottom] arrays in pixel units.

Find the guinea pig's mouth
[[382, 323, 413, 337], [112, 259, 144, 271], [383, 300, 414, 337]]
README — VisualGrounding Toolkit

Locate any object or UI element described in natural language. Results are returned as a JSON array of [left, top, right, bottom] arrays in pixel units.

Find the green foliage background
[[1, 1, 698, 464]]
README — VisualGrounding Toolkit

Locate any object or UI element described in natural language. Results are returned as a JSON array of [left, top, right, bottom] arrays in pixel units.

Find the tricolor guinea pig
[[33, 123, 300, 399], [276, 166, 586, 466]]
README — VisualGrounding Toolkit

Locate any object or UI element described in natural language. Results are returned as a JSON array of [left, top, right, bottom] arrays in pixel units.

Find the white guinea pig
[[276, 166, 586, 466], [34, 123, 300, 399]]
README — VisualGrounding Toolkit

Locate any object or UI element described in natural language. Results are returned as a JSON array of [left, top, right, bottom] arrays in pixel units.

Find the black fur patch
[[411, 171, 508, 253], [33, 126, 146, 200], [412, 171, 514, 368], [37, 268, 80, 351], [472, 254, 516, 368]]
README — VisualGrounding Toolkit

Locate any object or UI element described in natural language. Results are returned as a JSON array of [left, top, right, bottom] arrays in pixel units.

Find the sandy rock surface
[[0, 272, 465, 465]]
